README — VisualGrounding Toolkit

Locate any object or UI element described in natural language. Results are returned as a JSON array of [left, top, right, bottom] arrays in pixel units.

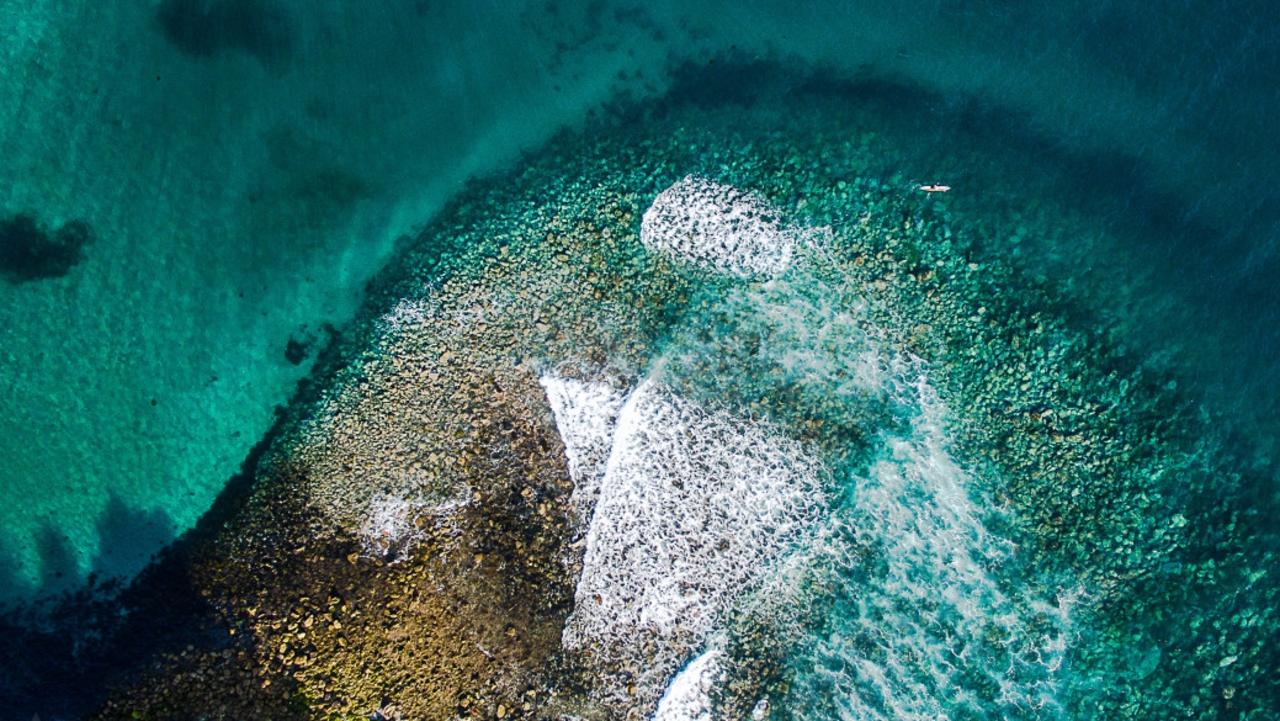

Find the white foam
[[785, 378, 1078, 720], [539, 372, 628, 513], [357, 490, 463, 561], [563, 378, 828, 708], [663, 275, 906, 408], [378, 297, 434, 334], [641, 175, 797, 276], [375, 293, 500, 344], [564, 185, 1077, 716], [652, 645, 727, 721]]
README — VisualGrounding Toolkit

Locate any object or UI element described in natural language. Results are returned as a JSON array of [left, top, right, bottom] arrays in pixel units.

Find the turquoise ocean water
[[1, 1, 1277, 718]]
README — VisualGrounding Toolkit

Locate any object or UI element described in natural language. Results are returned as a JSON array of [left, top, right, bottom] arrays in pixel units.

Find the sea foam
[[557, 177, 1077, 720], [357, 490, 463, 561], [779, 378, 1078, 720], [560, 378, 828, 710], [641, 175, 798, 276], [539, 372, 628, 514], [652, 644, 727, 721]]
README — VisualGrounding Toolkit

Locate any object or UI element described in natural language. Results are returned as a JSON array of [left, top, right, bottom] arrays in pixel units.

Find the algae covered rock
[[87, 66, 1280, 721]]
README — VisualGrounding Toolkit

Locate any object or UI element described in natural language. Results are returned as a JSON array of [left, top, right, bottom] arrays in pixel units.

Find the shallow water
[[3, 0, 1276, 604], [1, 1, 1277, 719]]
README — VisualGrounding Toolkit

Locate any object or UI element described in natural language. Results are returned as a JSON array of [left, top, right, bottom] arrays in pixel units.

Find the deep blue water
[[1, 1, 1277, 718]]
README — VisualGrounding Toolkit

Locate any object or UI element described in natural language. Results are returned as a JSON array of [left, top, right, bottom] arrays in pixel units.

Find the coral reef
[[51, 64, 1278, 721]]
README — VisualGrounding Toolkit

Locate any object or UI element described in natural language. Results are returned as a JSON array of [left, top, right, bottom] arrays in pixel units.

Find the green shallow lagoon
[[1, 2, 1278, 720], [0, 1, 676, 600]]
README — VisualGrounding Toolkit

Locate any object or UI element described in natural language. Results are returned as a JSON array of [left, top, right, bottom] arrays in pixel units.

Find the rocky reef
[[38, 65, 1276, 721]]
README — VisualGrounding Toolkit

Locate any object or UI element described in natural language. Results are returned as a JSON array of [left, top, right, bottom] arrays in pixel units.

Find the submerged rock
[[0, 213, 93, 284], [154, 0, 293, 67], [68, 64, 1280, 721]]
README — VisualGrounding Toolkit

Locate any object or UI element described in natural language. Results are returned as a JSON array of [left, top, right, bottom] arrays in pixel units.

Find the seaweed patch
[[154, 0, 293, 67], [0, 213, 93, 284]]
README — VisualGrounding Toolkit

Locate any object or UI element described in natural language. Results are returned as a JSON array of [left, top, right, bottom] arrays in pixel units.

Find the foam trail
[[539, 372, 628, 513], [641, 175, 798, 276], [357, 491, 463, 561], [781, 378, 1077, 720], [595, 175, 1075, 718], [564, 379, 828, 711], [652, 644, 727, 721]]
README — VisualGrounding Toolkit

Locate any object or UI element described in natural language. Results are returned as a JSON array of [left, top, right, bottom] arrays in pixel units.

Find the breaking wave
[[559, 377, 829, 711], [772, 379, 1080, 721], [641, 175, 801, 277], [544, 176, 1080, 719]]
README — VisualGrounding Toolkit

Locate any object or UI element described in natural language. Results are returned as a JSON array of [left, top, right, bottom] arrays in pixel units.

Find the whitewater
[[539, 177, 1081, 719]]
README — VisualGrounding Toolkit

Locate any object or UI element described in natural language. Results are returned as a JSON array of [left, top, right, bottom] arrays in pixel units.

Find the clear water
[[1, 1, 1277, 719]]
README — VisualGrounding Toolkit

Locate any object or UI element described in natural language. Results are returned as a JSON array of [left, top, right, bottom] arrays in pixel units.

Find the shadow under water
[[2, 55, 1278, 719], [0, 213, 94, 284], [0, 436, 277, 717], [154, 0, 294, 67]]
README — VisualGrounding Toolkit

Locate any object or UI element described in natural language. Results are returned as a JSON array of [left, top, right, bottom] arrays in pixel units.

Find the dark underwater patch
[[0, 453, 278, 717], [154, 0, 293, 67], [284, 323, 336, 366], [0, 213, 93, 284]]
